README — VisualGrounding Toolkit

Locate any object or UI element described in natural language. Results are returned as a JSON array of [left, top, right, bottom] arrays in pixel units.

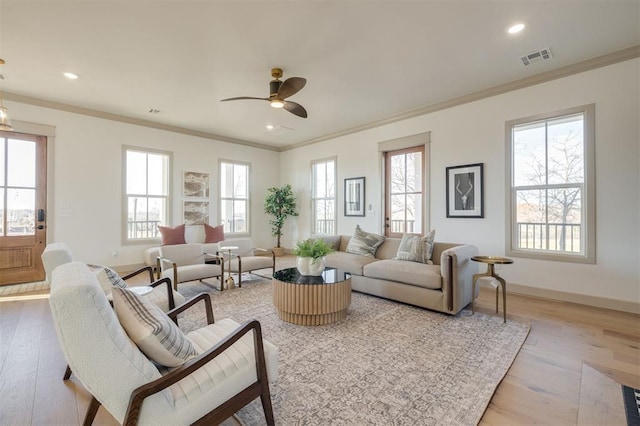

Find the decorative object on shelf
[[183, 201, 209, 225], [183, 171, 210, 198], [292, 238, 334, 276], [446, 163, 484, 218], [264, 184, 299, 251], [344, 177, 365, 216]]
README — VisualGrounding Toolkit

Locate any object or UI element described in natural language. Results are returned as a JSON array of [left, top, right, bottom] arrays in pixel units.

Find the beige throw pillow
[[346, 225, 386, 257], [86, 264, 128, 294], [112, 287, 197, 367], [394, 229, 436, 264]]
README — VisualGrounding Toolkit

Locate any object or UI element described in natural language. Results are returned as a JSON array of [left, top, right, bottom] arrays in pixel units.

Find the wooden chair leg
[[63, 364, 72, 380], [83, 396, 101, 426], [260, 386, 275, 426]]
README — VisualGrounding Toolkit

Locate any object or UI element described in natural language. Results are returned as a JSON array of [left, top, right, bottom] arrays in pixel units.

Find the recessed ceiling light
[[63, 72, 79, 80], [507, 23, 525, 34], [266, 124, 275, 130]]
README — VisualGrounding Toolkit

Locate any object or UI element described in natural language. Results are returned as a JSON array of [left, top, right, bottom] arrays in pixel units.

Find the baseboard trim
[[506, 282, 640, 315]]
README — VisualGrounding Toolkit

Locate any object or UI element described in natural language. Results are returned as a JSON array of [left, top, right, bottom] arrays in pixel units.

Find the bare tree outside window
[[385, 147, 423, 237]]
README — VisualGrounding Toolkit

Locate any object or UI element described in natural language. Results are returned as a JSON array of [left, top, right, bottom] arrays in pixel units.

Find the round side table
[[219, 245, 239, 290], [471, 256, 513, 323]]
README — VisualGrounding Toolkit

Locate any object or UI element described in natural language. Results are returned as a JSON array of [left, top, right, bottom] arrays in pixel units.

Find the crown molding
[[1, 92, 281, 152], [3, 45, 638, 153], [284, 44, 640, 151]]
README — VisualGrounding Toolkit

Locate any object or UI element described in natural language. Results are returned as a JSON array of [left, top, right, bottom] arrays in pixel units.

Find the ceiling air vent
[[520, 47, 552, 66]]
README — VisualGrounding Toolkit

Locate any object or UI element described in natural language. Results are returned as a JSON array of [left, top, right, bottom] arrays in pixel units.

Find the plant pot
[[272, 247, 286, 257], [296, 256, 326, 276]]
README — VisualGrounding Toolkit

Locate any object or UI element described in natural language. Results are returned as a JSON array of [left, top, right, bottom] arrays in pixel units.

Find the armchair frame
[[223, 247, 275, 287], [156, 253, 225, 291], [83, 293, 275, 426]]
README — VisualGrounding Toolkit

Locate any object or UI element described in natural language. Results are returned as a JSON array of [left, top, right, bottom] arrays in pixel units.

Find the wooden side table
[[471, 256, 513, 323]]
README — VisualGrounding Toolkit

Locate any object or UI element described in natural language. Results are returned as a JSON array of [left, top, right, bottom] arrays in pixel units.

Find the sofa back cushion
[[374, 238, 402, 260], [159, 243, 204, 266]]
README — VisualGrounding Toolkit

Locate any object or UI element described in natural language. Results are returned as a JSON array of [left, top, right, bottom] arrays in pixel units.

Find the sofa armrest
[[440, 244, 479, 313]]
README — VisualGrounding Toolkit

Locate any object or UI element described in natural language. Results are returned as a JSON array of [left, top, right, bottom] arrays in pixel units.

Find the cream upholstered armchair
[[49, 262, 278, 425], [220, 238, 275, 287], [157, 243, 224, 290]]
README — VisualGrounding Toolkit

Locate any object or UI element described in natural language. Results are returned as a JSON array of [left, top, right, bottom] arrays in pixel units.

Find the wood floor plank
[[576, 363, 626, 426]]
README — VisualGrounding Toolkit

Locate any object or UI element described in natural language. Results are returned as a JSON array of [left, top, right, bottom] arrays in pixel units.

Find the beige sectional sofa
[[321, 235, 479, 315]]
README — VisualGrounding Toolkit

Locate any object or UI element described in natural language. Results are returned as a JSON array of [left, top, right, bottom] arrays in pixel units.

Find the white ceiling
[[1, 1, 639, 150]]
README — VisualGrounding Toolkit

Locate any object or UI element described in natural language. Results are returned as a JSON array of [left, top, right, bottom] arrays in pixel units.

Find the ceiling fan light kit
[[221, 67, 308, 118]]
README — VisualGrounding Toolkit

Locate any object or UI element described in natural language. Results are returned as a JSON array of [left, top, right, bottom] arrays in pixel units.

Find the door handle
[[37, 225, 45, 230]]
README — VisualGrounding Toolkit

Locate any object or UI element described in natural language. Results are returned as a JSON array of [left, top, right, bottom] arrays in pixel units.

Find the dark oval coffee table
[[272, 267, 351, 325]]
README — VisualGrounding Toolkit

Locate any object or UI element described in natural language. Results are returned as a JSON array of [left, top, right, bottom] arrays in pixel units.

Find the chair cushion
[[225, 256, 273, 273], [159, 243, 204, 266], [162, 264, 222, 284], [393, 229, 436, 264], [158, 224, 186, 245], [112, 288, 197, 367], [363, 259, 442, 289], [146, 286, 186, 313], [168, 318, 278, 408], [345, 225, 385, 257]]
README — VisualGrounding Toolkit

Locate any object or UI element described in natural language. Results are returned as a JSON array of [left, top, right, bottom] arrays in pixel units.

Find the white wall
[[6, 102, 280, 267], [280, 59, 640, 305]]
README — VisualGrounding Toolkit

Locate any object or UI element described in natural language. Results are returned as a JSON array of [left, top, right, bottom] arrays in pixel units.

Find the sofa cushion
[[326, 251, 378, 276], [158, 224, 186, 245], [204, 224, 225, 243], [394, 230, 436, 264], [112, 287, 197, 367], [161, 264, 222, 284], [346, 225, 385, 257], [363, 259, 442, 290]]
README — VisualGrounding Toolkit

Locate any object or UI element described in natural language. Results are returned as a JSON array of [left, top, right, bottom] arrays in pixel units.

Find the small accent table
[[471, 256, 513, 323], [273, 267, 351, 326], [219, 245, 239, 290]]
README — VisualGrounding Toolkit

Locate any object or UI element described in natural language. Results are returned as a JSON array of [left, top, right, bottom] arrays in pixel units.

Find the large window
[[123, 147, 171, 243], [506, 104, 595, 263], [311, 158, 336, 235], [220, 160, 249, 234], [384, 146, 424, 238]]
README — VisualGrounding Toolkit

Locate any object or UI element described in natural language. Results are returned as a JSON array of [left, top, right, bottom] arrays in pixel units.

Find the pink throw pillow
[[204, 224, 225, 243], [158, 224, 186, 245]]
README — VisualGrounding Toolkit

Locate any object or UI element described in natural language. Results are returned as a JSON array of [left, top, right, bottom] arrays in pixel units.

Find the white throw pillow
[[394, 229, 436, 264], [112, 287, 197, 367]]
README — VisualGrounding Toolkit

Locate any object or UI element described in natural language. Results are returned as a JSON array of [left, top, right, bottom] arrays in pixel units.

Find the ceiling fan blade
[[277, 77, 306, 99], [283, 101, 308, 118], [220, 96, 269, 102]]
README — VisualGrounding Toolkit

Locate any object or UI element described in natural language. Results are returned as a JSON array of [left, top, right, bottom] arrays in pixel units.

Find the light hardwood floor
[[0, 277, 638, 425]]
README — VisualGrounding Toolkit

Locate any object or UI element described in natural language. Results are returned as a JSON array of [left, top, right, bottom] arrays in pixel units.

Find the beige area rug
[[177, 276, 530, 426]]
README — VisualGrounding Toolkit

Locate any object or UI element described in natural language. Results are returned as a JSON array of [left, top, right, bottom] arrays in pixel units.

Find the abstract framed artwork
[[446, 163, 484, 218], [183, 171, 210, 198], [183, 201, 209, 225], [344, 177, 365, 217]]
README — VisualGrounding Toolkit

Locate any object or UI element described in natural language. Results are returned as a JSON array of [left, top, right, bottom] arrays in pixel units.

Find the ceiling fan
[[220, 68, 307, 118]]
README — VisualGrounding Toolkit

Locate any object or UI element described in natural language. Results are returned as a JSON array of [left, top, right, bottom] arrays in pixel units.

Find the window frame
[[310, 157, 337, 236], [121, 146, 173, 245], [219, 159, 251, 236], [505, 104, 595, 263]]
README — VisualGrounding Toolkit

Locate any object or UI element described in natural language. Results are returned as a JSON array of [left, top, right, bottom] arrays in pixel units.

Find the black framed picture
[[446, 163, 484, 218], [344, 177, 365, 216]]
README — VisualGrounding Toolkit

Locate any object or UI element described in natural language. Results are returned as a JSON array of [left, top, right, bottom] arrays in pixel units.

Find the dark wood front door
[[0, 131, 47, 285]]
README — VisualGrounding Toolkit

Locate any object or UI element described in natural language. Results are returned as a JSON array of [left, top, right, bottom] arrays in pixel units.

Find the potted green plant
[[292, 238, 335, 276], [264, 184, 299, 255]]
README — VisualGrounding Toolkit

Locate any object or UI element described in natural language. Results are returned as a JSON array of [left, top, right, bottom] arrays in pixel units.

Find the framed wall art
[[446, 163, 484, 218], [183, 171, 210, 198], [344, 177, 365, 217], [183, 201, 209, 225]]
